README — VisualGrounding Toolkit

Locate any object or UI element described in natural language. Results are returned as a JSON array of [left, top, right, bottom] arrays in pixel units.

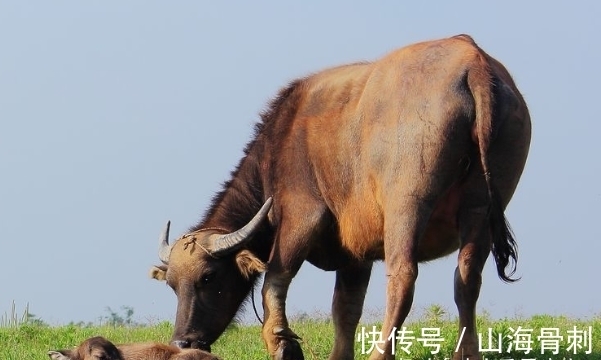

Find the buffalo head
[[149, 198, 272, 350]]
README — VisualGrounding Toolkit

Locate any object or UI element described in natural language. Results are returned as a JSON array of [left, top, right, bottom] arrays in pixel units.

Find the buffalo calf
[[48, 336, 220, 360]]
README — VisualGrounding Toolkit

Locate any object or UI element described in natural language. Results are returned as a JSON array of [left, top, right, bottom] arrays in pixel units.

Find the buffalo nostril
[[195, 341, 211, 352], [171, 340, 191, 348]]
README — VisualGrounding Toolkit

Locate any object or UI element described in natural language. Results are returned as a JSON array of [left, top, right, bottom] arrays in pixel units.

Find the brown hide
[[48, 336, 220, 360], [151, 34, 531, 360]]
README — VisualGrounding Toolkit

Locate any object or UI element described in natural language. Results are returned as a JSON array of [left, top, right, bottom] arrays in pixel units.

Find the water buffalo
[[150, 34, 531, 360], [48, 336, 220, 360]]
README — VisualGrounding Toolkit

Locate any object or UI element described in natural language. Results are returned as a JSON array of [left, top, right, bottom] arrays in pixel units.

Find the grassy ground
[[1, 314, 600, 359]]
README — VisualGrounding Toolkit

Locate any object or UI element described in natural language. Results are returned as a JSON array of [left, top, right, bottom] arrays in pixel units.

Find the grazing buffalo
[[48, 336, 220, 360], [150, 34, 531, 360]]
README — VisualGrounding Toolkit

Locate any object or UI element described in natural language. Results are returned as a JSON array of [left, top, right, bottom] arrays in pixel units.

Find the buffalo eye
[[201, 272, 216, 285]]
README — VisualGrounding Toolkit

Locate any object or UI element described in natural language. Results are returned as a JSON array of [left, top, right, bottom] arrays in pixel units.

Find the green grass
[[1, 314, 600, 359]]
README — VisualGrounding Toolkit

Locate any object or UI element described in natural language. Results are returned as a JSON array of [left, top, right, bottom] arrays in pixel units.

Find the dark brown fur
[[151, 34, 531, 360]]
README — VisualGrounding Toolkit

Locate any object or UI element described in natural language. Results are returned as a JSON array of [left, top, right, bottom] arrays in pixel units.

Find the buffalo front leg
[[262, 270, 304, 360], [261, 200, 330, 360], [453, 208, 491, 360], [330, 263, 372, 360]]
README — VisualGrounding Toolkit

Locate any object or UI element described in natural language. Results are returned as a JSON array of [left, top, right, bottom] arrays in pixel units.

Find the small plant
[[0, 301, 46, 328], [102, 306, 139, 327], [424, 304, 447, 323]]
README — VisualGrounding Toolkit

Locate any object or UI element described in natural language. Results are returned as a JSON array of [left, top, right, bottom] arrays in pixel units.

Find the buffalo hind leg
[[330, 262, 372, 360], [369, 202, 433, 360], [453, 207, 491, 360]]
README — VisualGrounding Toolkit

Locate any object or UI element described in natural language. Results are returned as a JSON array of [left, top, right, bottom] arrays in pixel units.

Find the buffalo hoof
[[273, 338, 304, 360]]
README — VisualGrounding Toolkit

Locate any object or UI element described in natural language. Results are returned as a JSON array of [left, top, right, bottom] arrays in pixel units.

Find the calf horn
[[158, 221, 172, 264], [207, 197, 273, 256]]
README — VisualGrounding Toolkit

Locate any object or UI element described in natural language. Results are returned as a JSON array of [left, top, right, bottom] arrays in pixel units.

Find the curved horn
[[158, 221, 172, 264], [207, 197, 273, 256]]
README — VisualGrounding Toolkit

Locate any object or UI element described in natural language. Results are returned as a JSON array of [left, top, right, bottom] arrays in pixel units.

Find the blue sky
[[1, 2, 599, 326]]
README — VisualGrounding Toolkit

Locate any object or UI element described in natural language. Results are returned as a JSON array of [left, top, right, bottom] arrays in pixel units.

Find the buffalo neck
[[189, 80, 303, 263], [190, 140, 274, 262]]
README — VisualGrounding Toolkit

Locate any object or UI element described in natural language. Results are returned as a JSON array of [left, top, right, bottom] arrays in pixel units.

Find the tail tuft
[[489, 186, 519, 283]]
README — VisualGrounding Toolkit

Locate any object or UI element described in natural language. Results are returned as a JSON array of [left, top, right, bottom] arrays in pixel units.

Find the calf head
[[48, 336, 122, 360]]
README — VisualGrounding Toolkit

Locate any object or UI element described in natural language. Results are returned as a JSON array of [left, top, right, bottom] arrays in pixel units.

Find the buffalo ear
[[48, 350, 71, 360], [235, 250, 266, 279], [149, 265, 168, 281]]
